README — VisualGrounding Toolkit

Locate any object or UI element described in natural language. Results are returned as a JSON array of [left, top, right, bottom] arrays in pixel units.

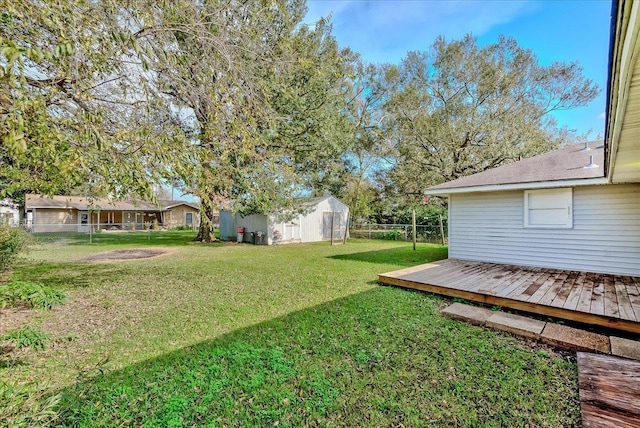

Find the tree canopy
[[377, 35, 599, 202], [1, 3, 601, 230]]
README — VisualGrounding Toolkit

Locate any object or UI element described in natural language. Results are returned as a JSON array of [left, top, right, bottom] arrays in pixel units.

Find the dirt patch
[[84, 249, 167, 261]]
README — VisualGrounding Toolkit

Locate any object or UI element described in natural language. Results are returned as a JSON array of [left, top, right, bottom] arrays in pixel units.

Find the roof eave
[[426, 177, 609, 195]]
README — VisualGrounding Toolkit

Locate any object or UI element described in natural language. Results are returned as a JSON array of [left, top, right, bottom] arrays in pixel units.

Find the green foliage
[[0, 225, 31, 270], [0, 381, 61, 427], [0, 280, 65, 309], [2, 326, 50, 350], [377, 229, 405, 240], [378, 34, 599, 199]]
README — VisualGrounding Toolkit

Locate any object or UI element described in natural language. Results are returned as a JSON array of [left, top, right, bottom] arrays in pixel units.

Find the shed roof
[[427, 141, 605, 194]]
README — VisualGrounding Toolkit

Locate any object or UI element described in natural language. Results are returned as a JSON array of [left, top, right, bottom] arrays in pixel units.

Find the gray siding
[[449, 184, 640, 276]]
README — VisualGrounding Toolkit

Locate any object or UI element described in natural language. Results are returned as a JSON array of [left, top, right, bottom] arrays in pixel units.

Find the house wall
[[32, 208, 78, 233], [165, 205, 201, 228], [448, 184, 640, 276]]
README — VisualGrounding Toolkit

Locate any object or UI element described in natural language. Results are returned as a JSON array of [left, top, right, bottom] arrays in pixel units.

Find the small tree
[[0, 225, 30, 272]]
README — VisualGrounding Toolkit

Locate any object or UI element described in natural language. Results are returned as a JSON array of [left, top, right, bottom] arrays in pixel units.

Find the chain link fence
[[349, 219, 448, 244]]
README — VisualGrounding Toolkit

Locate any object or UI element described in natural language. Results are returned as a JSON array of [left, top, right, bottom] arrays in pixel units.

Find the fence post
[[412, 209, 416, 251], [439, 214, 445, 246], [330, 213, 334, 245]]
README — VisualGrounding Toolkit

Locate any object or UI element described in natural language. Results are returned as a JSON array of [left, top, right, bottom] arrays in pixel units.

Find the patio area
[[379, 259, 640, 334]]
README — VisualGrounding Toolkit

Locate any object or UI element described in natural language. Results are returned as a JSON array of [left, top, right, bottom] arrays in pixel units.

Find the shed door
[[322, 211, 341, 240]]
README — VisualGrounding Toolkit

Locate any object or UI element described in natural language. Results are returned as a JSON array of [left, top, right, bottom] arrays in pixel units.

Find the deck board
[[578, 352, 640, 428], [379, 259, 640, 334]]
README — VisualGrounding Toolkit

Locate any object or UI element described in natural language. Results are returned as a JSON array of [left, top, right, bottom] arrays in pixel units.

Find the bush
[[0, 381, 60, 427], [0, 226, 31, 271], [0, 281, 66, 310], [2, 326, 50, 351]]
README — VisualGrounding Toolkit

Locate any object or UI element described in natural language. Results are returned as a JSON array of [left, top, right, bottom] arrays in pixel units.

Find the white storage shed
[[219, 196, 349, 245]]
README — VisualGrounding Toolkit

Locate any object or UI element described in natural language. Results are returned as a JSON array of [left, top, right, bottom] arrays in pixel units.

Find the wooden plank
[[521, 271, 552, 297], [527, 272, 562, 303], [444, 263, 509, 291], [505, 270, 549, 300], [590, 275, 606, 316], [477, 266, 531, 295], [623, 276, 640, 321], [578, 352, 640, 428], [377, 275, 640, 334], [399, 260, 475, 285], [604, 276, 620, 318], [615, 276, 637, 321], [550, 271, 581, 308], [537, 271, 570, 306], [412, 262, 494, 290], [561, 271, 586, 311], [496, 268, 543, 298], [575, 272, 596, 314]]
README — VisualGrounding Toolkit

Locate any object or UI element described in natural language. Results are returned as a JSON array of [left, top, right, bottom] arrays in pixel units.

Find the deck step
[[441, 302, 493, 325], [541, 323, 610, 354], [610, 336, 640, 360], [485, 311, 546, 340]]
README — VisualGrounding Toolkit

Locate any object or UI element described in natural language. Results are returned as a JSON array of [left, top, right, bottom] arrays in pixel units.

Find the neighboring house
[[426, 1, 640, 277], [0, 199, 20, 227], [25, 194, 202, 233], [158, 200, 203, 228], [219, 196, 349, 245]]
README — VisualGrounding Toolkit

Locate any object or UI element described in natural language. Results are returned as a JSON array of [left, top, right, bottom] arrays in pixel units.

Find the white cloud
[[597, 111, 606, 120], [306, 0, 538, 63]]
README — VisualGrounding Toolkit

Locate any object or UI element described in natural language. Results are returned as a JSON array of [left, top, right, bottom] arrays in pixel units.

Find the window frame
[[523, 188, 573, 229]]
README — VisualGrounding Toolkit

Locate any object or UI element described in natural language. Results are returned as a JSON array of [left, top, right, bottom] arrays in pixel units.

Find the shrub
[[2, 326, 50, 351], [0, 226, 31, 271], [0, 281, 66, 310], [0, 381, 60, 427]]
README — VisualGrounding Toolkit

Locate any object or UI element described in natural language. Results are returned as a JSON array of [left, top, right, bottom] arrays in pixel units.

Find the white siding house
[[448, 185, 640, 276], [0, 199, 19, 226], [220, 196, 349, 245], [427, 140, 640, 277]]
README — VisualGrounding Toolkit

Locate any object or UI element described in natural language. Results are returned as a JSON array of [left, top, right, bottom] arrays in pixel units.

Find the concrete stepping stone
[[441, 303, 493, 326], [486, 311, 546, 340], [610, 336, 640, 361], [541, 323, 610, 354]]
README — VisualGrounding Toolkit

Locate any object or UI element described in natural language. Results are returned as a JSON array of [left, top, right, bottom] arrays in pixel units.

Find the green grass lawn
[[2, 232, 580, 426]]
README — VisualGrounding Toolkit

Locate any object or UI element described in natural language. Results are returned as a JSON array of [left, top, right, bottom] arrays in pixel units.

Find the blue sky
[[305, 0, 612, 139]]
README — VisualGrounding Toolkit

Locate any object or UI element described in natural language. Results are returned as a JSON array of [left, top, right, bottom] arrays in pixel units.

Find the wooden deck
[[379, 259, 640, 334], [578, 352, 640, 427]]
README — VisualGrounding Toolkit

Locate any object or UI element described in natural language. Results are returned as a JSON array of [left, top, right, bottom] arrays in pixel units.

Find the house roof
[[427, 141, 606, 195], [26, 194, 171, 211], [157, 200, 200, 210]]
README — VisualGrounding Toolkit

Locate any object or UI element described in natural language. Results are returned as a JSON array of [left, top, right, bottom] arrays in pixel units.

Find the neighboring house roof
[[157, 200, 201, 210], [26, 194, 167, 211], [427, 141, 606, 195]]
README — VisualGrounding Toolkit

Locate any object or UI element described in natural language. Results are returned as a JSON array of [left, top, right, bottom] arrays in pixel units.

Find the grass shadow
[[54, 287, 579, 427], [11, 261, 132, 289], [33, 230, 199, 247], [329, 244, 448, 267]]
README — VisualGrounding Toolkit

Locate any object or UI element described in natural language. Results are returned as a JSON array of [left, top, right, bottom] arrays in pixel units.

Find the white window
[[524, 188, 573, 228]]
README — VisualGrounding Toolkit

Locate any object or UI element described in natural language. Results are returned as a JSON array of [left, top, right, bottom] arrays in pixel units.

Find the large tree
[[0, 0, 179, 204], [126, 0, 354, 241], [380, 35, 599, 200]]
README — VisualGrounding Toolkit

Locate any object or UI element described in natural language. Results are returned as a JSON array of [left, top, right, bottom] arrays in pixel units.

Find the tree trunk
[[195, 193, 217, 242]]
